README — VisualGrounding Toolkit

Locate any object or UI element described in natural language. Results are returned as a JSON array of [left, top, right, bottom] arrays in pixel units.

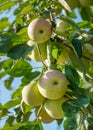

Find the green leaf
[[4, 77, 14, 90], [3, 99, 21, 109], [7, 44, 34, 60], [2, 121, 44, 130], [22, 71, 40, 85], [4, 116, 15, 127], [0, 109, 8, 118], [64, 95, 90, 109], [64, 116, 78, 130], [65, 65, 81, 93], [0, 1, 16, 12], [65, 99, 82, 108], [17, 27, 29, 41], [12, 86, 23, 99], [87, 116, 93, 125], [51, 42, 61, 59], [0, 18, 11, 32], [3, 58, 32, 77], [62, 101, 79, 117], [56, 119, 64, 126], [77, 94, 90, 107], [0, 103, 3, 109], [78, 21, 89, 28], [71, 35, 82, 58], [80, 7, 93, 21], [0, 33, 23, 53]]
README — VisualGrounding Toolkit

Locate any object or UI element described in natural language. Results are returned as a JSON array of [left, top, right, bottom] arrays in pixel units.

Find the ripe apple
[[28, 18, 52, 43], [22, 81, 45, 107], [79, 0, 93, 7], [44, 97, 67, 119], [38, 69, 68, 100], [35, 106, 54, 123], [56, 20, 70, 34], [27, 40, 47, 62]]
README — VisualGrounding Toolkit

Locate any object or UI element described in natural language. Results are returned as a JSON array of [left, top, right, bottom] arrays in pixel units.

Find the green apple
[[38, 69, 68, 100], [44, 97, 67, 119], [35, 106, 54, 123], [27, 40, 47, 62], [56, 20, 70, 35], [22, 81, 45, 107], [79, 0, 93, 7], [28, 18, 52, 43]]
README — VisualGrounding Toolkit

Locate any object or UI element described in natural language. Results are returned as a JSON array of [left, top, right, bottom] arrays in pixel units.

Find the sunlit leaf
[[4, 77, 14, 90], [3, 99, 21, 109], [3, 58, 32, 77]]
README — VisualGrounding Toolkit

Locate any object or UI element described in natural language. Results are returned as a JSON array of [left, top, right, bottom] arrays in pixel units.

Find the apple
[[27, 18, 52, 43], [56, 20, 70, 34], [27, 40, 47, 62], [22, 81, 45, 107], [79, 0, 93, 7], [57, 46, 70, 64], [44, 97, 67, 119], [38, 69, 68, 100], [35, 106, 54, 123]]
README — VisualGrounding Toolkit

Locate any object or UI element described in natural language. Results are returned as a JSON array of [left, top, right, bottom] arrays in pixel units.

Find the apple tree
[[0, 0, 93, 130]]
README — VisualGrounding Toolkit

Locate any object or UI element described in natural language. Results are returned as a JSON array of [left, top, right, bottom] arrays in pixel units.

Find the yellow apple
[[27, 40, 47, 62], [79, 0, 93, 7], [38, 69, 68, 100], [22, 81, 45, 107], [28, 18, 52, 43], [44, 97, 67, 119], [35, 106, 54, 123], [56, 20, 70, 34]]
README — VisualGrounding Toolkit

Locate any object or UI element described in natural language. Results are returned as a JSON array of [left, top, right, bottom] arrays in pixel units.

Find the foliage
[[0, 0, 93, 130]]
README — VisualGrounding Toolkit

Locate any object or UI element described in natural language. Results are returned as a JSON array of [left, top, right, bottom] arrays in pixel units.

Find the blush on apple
[[28, 18, 52, 43], [38, 69, 68, 100]]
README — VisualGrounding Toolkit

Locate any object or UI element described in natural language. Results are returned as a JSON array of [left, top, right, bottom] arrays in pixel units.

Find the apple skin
[[35, 106, 54, 123], [27, 40, 47, 62], [28, 18, 52, 44], [79, 0, 93, 6], [56, 20, 70, 34], [44, 97, 67, 119], [22, 81, 45, 107], [38, 69, 67, 100]]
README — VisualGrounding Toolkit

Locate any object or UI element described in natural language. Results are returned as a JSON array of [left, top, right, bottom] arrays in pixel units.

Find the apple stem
[[36, 43, 47, 68], [20, 99, 25, 113], [36, 100, 46, 121]]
